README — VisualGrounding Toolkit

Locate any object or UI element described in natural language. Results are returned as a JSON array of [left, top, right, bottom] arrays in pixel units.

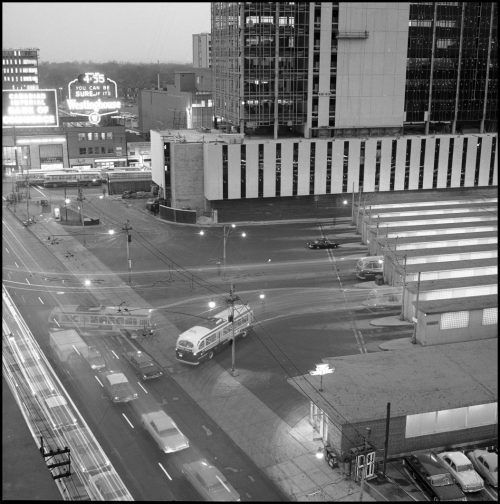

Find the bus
[[175, 304, 254, 365], [49, 305, 156, 337], [43, 170, 103, 188]]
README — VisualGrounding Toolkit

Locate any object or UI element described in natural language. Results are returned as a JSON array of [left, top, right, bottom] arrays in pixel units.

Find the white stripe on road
[[111, 350, 119, 359], [137, 382, 148, 394], [15, 262, 19, 268], [158, 463, 173, 481], [94, 375, 103, 387], [122, 413, 134, 428], [5, 248, 9, 254], [26, 278, 30, 285], [38, 296, 44, 304]]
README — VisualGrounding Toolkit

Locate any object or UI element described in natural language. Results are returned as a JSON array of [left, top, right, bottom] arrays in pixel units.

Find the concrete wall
[[333, 414, 497, 458], [335, 3, 409, 129], [150, 130, 165, 195], [202, 133, 497, 200], [416, 307, 498, 346], [170, 142, 205, 210], [139, 90, 188, 133]]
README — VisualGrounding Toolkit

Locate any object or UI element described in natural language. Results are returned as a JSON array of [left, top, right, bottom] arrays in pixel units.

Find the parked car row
[[402, 447, 497, 501]]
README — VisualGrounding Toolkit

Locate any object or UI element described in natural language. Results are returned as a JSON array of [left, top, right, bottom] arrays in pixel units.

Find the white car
[[39, 393, 77, 430], [141, 410, 189, 453], [437, 451, 484, 492], [183, 459, 240, 501], [100, 371, 138, 403], [466, 449, 497, 487]]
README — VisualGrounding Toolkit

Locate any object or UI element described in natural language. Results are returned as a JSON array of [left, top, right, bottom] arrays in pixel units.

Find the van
[[355, 256, 384, 280]]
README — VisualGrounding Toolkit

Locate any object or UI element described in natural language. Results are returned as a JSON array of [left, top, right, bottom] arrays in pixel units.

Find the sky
[[2, 2, 211, 64]]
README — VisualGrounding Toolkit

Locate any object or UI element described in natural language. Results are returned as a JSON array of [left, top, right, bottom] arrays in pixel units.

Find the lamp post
[[222, 224, 246, 278], [309, 363, 334, 392], [122, 220, 133, 285], [227, 284, 240, 377]]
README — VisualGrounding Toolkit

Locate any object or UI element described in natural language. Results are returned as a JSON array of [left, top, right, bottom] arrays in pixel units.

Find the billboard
[[2, 89, 58, 128], [66, 72, 121, 125]]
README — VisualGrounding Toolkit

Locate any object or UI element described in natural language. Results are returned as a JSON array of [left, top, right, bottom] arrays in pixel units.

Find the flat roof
[[378, 230, 497, 246], [369, 221, 497, 234], [416, 294, 497, 313], [363, 200, 497, 212], [395, 257, 497, 273], [405, 274, 497, 293], [368, 210, 495, 224], [288, 339, 497, 424], [387, 243, 497, 259]]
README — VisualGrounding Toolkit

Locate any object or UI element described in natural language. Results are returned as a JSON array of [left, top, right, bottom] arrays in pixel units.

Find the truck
[[49, 329, 105, 370]]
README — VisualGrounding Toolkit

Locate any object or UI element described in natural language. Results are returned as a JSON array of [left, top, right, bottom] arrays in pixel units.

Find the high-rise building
[[211, 2, 497, 139], [2, 48, 40, 90], [193, 33, 212, 69]]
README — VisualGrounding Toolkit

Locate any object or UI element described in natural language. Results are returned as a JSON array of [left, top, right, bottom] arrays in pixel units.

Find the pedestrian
[[102, 186, 106, 197]]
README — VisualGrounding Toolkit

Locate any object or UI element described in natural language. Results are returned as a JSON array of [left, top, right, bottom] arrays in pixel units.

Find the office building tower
[[2, 48, 40, 90], [211, 2, 497, 139], [193, 33, 212, 69]]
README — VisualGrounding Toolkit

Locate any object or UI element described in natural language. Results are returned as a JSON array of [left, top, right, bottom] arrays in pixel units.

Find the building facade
[[211, 2, 497, 139], [193, 33, 212, 68], [2, 48, 40, 90]]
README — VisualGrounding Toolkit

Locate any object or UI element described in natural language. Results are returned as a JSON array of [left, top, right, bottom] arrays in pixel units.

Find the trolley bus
[[49, 305, 156, 337], [14, 170, 47, 187], [175, 304, 254, 365], [43, 170, 103, 188]]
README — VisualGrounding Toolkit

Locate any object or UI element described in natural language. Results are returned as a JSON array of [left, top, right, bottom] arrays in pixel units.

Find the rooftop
[[288, 339, 497, 424], [416, 294, 498, 314]]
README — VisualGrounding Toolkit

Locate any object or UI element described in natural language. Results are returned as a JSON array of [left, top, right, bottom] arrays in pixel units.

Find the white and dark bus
[[175, 304, 254, 365], [49, 305, 156, 337]]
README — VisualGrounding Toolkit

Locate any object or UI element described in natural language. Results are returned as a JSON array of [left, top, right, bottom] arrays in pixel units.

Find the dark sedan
[[402, 453, 467, 501], [306, 238, 339, 249]]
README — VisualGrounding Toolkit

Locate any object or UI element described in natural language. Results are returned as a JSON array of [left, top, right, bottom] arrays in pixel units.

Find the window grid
[[440, 310, 470, 330], [482, 307, 497, 326]]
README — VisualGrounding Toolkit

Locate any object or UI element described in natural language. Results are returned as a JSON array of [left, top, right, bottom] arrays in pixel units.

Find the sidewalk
[[6, 203, 375, 501]]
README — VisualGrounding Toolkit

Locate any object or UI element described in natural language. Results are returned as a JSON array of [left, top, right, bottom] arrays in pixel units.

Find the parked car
[[355, 256, 384, 280], [437, 451, 484, 492], [39, 393, 77, 430], [182, 459, 240, 501], [100, 371, 138, 403], [63, 426, 110, 474], [123, 350, 163, 380], [121, 191, 136, 199], [466, 449, 498, 487], [402, 452, 467, 501], [141, 410, 189, 453], [306, 238, 339, 249]]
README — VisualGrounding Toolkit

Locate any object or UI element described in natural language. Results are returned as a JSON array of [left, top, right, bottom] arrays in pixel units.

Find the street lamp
[[309, 363, 334, 392], [227, 284, 240, 377], [222, 224, 246, 278], [122, 220, 133, 285]]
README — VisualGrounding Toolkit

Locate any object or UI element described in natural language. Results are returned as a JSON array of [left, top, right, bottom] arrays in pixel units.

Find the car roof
[[439, 451, 471, 464], [143, 410, 174, 429], [130, 351, 152, 362], [184, 460, 223, 486], [105, 372, 128, 385], [472, 450, 497, 466], [411, 453, 448, 475]]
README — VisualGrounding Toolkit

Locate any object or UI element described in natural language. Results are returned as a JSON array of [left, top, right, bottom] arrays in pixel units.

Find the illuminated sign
[[2, 90, 58, 128], [67, 72, 121, 124]]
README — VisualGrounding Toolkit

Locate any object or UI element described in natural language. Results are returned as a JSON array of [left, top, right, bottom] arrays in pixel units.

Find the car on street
[[182, 459, 240, 501], [39, 393, 78, 430], [402, 452, 467, 501], [437, 451, 484, 492], [63, 426, 110, 474], [306, 238, 339, 249], [355, 255, 384, 280], [100, 371, 138, 403], [141, 410, 189, 453], [123, 350, 163, 380], [86, 345, 106, 370], [466, 449, 497, 487], [121, 191, 136, 199]]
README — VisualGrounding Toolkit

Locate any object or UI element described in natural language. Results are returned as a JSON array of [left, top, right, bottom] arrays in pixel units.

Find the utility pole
[[77, 183, 85, 245], [411, 271, 421, 344], [123, 220, 133, 285], [399, 254, 407, 321], [359, 427, 371, 502], [227, 284, 240, 377]]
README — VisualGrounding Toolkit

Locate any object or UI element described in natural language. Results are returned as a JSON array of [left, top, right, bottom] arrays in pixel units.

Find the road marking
[[94, 375, 103, 387], [5, 248, 9, 254], [248, 475, 255, 483], [202, 425, 212, 436], [26, 278, 30, 285], [138, 382, 148, 394], [15, 262, 19, 268], [158, 463, 173, 481], [484, 486, 497, 500], [38, 296, 44, 304], [54, 318, 60, 327], [111, 350, 119, 359], [122, 413, 134, 428]]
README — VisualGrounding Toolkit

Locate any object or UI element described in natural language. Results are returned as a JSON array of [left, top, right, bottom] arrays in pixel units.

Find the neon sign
[[67, 72, 121, 125], [2, 90, 58, 127]]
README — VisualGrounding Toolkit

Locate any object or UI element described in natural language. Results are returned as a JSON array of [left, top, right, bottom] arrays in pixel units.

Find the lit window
[[481, 307, 497, 326], [440, 311, 469, 330]]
